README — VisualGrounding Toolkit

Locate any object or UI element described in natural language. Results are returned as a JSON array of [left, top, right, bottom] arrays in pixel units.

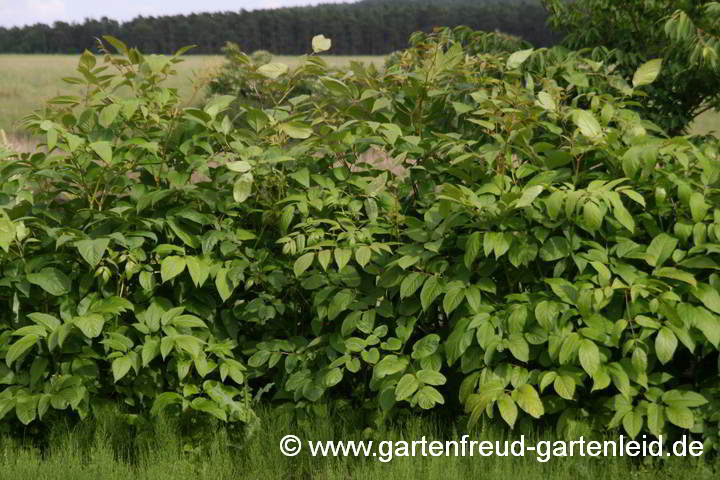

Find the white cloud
[[0, 0, 68, 26]]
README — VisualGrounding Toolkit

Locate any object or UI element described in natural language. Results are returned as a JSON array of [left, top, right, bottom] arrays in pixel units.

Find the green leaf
[[324, 368, 343, 387], [412, 334, 440, 360], [536, 91, 557, 112], [89, 141, 112, 163], [692, 307, 720, 347], [573, 110, 603, 140], [215, 267, 234, 302], [583, 201, 603, 231], [0, 210, 16, 253], [374, 355, 408, 379], [355, 246, 371, 268], [507, 334, 529, 362], [289, 168, 310, 188], [464, 232, 481, 268], [73, 314, 105, 338], [317, 250, 332, 271], [416, 370, 446, 386], [646, 403, 665, 436], [15, 396, 37, 425], [538, 237, 570, 262], [328, 289, 354, 321], [160, 256, 186, 283], [484, 232, 512, 258], [257, 62, 288, 79], [226, 160, 252, 173], [689, 192, 709, 222], [578, 339, 600, 375], [27, 268, 71, 296], [233, 172, 254, 203], [632, 58, 662, 87], [75, 238, 110, 268], [612, 202, 635, 233], [446, 317, 474, 366], [312, 34, 332, 53], [443, 286, 465, 316], [655, 327, 677, 364], [248, 350, 270, 368], [508, 242, 538, 268], [186, 256, 210, 287], [191, 398, 227, 421], [553, 374, 575, 400], [646, 234, 677, 268], [466, 380, 504, 426], [415, 385, 444, 409], [662, 390, 708, 408], [607, 363, 631, 399], [400, 272, 426, 299], [420, 276, 442, 310], [112, 355, 133, 382], [99, 103, 122, 128], [173, 335, 203, 357], [506, 48, 534, 69], [516, 185, 544, 208], [345, 337, 366, 352], [334, 248, 352, 271], [465, 286, 482, 313], [294, 252, 315, 277], [279, 121, 312, 139], [497, 394, 518, 428], [691, 283, 720, 314], [142, 338, 160, 366], [665, 405, 694, 429], [395, 374, 420, 401], [514, 384, 544, 418], [6, 334, 38, 367], [653, 267, 697, 286], [622, 410, 644, 438], [27, 313, 61, 331]]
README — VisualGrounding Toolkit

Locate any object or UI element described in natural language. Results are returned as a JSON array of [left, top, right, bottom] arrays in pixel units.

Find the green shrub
[[1, 29, 720, 454]]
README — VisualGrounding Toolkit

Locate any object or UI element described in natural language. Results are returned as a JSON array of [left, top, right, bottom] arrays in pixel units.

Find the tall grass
[[0, 405, 716, 480]]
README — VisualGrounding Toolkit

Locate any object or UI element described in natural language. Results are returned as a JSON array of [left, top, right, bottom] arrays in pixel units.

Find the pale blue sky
[[0, 0, 353, 28]]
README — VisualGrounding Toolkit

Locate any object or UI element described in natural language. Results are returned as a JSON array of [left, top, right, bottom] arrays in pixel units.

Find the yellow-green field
[[0, 54, 385, 149], [692, 109, 719, 136], [0, 54, 716, 150]]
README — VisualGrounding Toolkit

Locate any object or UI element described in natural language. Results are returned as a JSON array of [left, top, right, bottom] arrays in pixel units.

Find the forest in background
[[0, 0, 558, 55]]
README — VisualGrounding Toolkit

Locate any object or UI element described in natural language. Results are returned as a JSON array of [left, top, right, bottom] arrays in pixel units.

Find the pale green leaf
[[632, 58, 663, 87]]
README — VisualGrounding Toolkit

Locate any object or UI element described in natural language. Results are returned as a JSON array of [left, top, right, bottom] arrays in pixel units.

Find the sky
[[0, 0, 353, 28]]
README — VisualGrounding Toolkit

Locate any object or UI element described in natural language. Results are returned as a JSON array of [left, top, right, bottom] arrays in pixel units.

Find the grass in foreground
[[0, 406, 717, 480]]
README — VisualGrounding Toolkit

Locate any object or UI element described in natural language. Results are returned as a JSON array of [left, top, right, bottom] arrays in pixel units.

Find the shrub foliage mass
[[1, 27, 719, 450]]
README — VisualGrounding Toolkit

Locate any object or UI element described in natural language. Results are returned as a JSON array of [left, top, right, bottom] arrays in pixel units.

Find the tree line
[[0, 0, 558, 55]]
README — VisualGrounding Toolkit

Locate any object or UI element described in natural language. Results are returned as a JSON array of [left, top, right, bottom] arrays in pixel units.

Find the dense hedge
[[1, 27, 719, 451]]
